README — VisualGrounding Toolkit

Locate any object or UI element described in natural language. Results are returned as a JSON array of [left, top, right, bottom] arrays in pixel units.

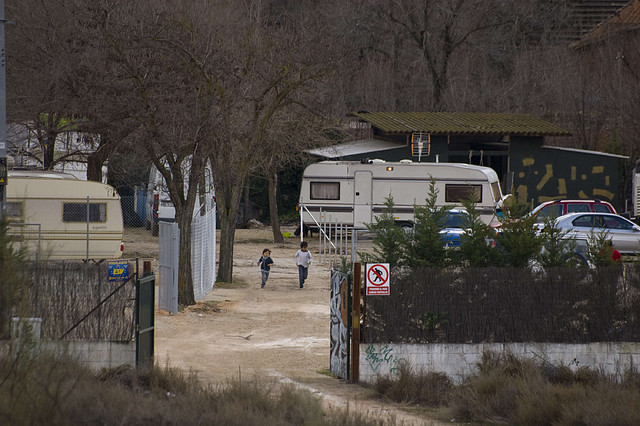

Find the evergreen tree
[[405, 179, 451, 267], [360, 196, 406, 268], [458, 199, 499, 267]]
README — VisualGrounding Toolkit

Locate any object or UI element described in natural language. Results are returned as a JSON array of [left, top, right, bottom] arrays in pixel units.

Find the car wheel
[[152, 222, 159, 236]]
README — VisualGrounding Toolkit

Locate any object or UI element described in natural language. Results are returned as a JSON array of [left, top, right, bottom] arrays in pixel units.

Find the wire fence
[[364, 264, 640, 344], [7, 261, 137, 342]]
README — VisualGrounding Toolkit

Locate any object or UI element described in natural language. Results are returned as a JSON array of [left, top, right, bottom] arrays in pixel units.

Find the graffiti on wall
[[330, 271, 349, 379], [515, 157, 615, 205], [364, 344, 405, 374]]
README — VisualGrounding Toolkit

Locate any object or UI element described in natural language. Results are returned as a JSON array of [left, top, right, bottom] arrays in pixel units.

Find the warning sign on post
[[366, 263, 390, 296]]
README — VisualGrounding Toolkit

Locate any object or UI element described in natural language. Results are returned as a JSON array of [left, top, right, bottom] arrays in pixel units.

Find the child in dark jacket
[[258, 248, 274, 288]]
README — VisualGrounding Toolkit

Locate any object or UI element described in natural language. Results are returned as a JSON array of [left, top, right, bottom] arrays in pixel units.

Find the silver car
[[554, 212, 640, 255]]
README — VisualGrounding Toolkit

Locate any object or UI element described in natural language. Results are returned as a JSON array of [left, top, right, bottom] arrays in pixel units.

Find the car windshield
[[443, 212, 468, 228]]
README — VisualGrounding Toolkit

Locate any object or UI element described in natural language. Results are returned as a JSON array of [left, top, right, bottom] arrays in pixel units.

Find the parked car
[[553, 212, 640, 255], [529, 199, 616, 224], [440, 209, 470, 248]]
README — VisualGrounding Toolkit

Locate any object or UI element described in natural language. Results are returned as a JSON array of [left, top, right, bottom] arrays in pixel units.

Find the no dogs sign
[[366, 263, 390, 296]]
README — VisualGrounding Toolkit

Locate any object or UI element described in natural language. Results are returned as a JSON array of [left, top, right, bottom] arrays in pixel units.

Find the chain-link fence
[[364, 265, 640, 344], [119, 192, 147, 228], [192, 204, 216, 300]]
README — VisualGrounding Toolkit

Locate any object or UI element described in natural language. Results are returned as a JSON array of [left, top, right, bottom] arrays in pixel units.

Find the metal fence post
[[86, 196, 90, 261]]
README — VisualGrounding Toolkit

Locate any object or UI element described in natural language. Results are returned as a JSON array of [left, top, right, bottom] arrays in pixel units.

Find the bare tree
[[209, 0, 336, 282], [90, 0, 226, 305], [6, 0, 117, 176]]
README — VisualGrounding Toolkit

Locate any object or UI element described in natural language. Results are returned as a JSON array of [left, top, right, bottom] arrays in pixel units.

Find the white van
[[5, 170, 124, 260], [299, 160, 506, 229]]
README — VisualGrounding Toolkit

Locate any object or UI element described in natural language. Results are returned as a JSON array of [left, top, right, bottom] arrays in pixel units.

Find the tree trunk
[[176, 207, 196, 306], [215, 175, 245, 283], [87, 144, 110, 182], [268, 171, 283, 243], [42, 131, 56, 170], [243, 178, 251, 225]]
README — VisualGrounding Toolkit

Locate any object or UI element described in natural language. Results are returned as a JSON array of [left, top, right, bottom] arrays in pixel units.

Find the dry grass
[[371, 351, 640, 425], [0, 349, 397, 426]]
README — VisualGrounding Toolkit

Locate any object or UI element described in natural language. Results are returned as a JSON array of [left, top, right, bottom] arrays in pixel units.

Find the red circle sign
[[367, 264, 389, 286]]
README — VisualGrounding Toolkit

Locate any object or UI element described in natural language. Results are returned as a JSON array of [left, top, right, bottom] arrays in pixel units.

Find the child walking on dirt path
[[294, 241, 312, 289], [258, 248, 274, 288]]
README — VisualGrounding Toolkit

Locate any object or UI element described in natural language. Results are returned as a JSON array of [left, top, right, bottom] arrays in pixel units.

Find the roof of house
[[305, 139, 404, 159], [573, 0, 640, 46], [350, 112, 572, 137]]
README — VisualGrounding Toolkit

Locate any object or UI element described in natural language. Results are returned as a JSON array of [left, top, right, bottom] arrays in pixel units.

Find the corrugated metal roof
[[306, 139, 403, 158], [350, 112, 572, 137]]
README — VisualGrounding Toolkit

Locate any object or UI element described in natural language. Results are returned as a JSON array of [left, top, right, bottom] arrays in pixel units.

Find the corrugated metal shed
[[350, 112, 572, 137], [306, 139, 403, 159]]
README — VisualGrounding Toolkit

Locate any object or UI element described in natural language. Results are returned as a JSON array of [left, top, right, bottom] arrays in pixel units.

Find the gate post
[[351, 262, 361, 383], [135, 274, 155, 366]]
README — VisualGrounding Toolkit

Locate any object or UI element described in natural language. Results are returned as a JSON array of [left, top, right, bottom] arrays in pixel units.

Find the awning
[[306, 139, 404, 159]]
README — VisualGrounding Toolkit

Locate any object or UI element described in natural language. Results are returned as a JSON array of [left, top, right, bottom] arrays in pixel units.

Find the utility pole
[[0, 0, 6, 220]]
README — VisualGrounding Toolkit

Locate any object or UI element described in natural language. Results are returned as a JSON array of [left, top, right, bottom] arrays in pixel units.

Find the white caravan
[[5, 170, 124, 260], [299, 160, 506, 229]]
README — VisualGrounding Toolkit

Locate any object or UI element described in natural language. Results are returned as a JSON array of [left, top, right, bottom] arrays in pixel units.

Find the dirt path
[[126, 227, 444, 425]]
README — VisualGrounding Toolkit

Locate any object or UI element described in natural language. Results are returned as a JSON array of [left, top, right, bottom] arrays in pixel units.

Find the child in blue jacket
[[258, 248, 274, 288]]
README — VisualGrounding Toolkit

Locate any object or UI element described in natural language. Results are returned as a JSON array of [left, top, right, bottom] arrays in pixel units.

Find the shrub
[[447, 351, 640, 425], [373, 362, 452, 407]]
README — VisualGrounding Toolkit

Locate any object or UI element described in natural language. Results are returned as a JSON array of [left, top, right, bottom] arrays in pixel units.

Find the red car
[[530, 199, 616, 223]]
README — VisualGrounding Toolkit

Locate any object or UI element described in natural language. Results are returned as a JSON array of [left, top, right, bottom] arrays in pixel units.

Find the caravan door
[[354, 171, 373, 227]]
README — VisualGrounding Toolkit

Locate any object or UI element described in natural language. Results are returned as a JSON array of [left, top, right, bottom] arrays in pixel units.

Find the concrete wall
[[360, 342, 640, 384], [1, 340, 136, 371]]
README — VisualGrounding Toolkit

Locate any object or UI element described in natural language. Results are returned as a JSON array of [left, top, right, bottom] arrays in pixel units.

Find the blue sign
[[108, 260, 129, 281]]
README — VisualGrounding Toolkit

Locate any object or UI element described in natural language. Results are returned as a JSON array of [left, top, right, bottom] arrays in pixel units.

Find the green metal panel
[[509, 140, 624, 210], [136, 274, 155, 366]]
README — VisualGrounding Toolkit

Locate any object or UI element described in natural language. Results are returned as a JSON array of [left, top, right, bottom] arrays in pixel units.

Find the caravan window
[[63, 203, 107, 222], [445, 184, 481, 203], [310, 182, 340, 200]]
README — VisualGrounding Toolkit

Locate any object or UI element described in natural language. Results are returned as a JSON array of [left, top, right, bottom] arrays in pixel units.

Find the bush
[[374, 362, 452, 407], [447, 351, 640, 425]]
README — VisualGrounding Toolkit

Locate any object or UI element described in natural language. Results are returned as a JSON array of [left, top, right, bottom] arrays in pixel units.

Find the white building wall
[[360, 342, 640, 384]]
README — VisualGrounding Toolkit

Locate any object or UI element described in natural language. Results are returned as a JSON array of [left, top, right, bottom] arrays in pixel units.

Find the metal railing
[[299, 204, 358, 268]]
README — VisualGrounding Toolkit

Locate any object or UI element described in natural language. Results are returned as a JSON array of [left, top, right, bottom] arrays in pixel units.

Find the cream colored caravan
[[299, 160, 506, 230], [5, 170, 124, 260]]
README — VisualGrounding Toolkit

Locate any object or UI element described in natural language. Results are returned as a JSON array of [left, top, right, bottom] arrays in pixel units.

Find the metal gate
[[330, 270, 351, 379], [136, 273, 155, 366]]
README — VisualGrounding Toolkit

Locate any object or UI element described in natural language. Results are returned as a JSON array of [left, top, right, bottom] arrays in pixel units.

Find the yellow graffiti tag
[[516, 185, 528, 204], [536, 164, 553, 191], [593, 188, 614, 200], [557, 178, 567, 196]]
